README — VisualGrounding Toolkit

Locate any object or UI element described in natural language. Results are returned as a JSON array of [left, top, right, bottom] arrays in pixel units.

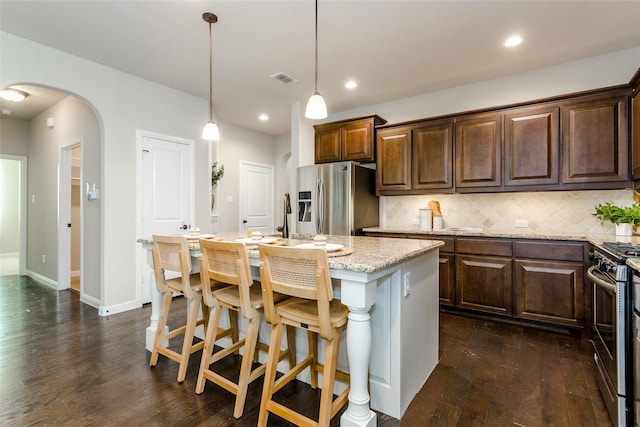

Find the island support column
[[340, 278, 377, 427], [144, 247, 167, 351]]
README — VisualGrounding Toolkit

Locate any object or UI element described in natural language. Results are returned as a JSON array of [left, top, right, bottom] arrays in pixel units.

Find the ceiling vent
[[270, 72, 298, 85]]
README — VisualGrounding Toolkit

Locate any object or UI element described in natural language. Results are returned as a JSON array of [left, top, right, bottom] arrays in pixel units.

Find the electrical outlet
[[403, 272, 410, 297], [515, 219, 528, 228], [42, 255, 46, 264]]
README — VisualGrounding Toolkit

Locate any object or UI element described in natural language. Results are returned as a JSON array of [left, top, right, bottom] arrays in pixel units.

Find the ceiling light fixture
[[259, 114, 269, 121], [0, 88, 28, 102], [345, 80, 357, 89], [305, 0, 327, 119], [202, 12, 220, 141], [504, 35, 523, 47]]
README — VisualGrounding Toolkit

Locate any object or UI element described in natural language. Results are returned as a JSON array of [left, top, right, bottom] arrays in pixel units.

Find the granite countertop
[[138, 233, 443, 274], [363, 226, 596, 241]]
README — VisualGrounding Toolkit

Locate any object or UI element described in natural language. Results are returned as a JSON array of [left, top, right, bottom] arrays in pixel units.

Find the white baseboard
[[26, 270, 57, 289], [71, 270, 80, 278], [98, 299, 142, 316]]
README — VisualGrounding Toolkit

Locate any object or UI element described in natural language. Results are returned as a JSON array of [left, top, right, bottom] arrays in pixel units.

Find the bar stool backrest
[[199, 239, 257, 319], [259, 245, 334, 340], [152, 234, 196, 300]]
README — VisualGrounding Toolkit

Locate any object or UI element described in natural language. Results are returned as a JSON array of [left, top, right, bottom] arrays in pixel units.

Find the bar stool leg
[[257, 321, 284, 427]]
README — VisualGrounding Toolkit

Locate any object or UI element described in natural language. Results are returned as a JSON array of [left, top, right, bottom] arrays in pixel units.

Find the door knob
[[242, 220, 248, 224], [180, 224, 188, 229]]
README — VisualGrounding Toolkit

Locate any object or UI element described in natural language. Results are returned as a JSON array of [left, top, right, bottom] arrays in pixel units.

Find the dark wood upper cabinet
[[315, 126, 341, 163], [455, 113, 502, 188], [314, 115, 386, 164], [504, 105, 560, 187], [412, 119, 454, 191], [561, 92, 629, 184], [376, 126, 412, 192], [630, 68, 640, 180]]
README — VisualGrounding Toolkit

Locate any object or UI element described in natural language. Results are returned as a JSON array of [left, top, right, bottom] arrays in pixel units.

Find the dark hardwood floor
[[0, 275, 611, 426]]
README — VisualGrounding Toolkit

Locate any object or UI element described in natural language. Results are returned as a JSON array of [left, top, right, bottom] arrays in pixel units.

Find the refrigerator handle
[[316, 178, 324, 234]]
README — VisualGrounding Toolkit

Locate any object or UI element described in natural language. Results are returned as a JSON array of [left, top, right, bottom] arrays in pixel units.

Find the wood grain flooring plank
[[0, 277, 613, 427]]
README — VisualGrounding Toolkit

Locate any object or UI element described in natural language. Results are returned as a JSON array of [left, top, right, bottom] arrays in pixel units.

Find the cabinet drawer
[[456, 238, 512, 257], [407, 235, 454, 252], [515, 241, 584, 262]]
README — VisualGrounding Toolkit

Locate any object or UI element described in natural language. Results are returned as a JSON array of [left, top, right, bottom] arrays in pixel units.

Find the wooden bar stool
[[149, 234, 222, 383], [196, 239, 295, 419], [258, 244, 350, 427]]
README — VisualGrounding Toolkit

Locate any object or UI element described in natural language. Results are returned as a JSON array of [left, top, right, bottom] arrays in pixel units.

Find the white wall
[[0, 118, 29, 156], [1, 32, 276, 313], [323, 47, 640, 127], [215, 123, 278, 233]]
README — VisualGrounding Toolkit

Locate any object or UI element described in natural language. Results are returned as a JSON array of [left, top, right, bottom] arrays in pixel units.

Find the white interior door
[[239, 161, 274, 235], [139, 132, 194, 304]]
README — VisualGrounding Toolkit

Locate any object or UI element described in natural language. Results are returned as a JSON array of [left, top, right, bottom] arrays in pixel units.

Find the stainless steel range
[[588, 242, 634, 426]]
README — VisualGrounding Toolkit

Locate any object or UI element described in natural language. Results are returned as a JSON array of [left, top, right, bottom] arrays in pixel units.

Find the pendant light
[[305, 0, 327, 119], [202, 12, 220, 141]]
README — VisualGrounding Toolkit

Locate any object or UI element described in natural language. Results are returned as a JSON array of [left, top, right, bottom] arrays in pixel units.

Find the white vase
[[615, 223, 633, 236]]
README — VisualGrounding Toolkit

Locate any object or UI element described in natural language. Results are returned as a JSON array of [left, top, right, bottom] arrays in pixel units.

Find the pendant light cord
[[314, 0, 319, 94], [208, 20, 214, 122]]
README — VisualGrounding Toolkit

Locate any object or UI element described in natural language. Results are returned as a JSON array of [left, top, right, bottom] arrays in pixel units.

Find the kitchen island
[[139, 234, 443, 426]]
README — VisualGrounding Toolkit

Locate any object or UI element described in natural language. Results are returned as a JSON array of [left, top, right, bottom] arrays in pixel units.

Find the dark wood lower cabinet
[[438, 253, 455, 306], [514, 259, 584, 327], [365, 231, 589, 333], [456, 254, 512, 315]]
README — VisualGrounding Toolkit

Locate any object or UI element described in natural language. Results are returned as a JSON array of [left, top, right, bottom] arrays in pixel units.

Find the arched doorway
[[0, 84, 102, 309]]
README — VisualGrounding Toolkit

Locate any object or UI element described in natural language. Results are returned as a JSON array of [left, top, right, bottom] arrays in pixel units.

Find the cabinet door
[[439, 253, 455, 306], [455, 113, 502, 188], [456, 254, 512, 315], [412, 119, 454, 190], [376, 127, 412, 192], [561, 93, 629, 184], [504, 105, 559, 187], [342, 119, 374, 162], [314, 125, 341, 164], [514, 259, 584, 327], [632, 70, 640, 179]]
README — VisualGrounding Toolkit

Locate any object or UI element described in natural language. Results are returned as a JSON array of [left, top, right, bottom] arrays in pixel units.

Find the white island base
[[141, 236, 441, 425]]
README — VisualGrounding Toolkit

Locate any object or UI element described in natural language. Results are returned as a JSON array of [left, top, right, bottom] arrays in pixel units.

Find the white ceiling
[[1, 1, 639, 136]]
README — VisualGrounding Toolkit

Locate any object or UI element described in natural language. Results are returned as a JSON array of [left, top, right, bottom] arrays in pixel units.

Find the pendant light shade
[[202, 12, 220, 141], [202, 121, 220, 141], [305, 92, 327, 119], [305, 0, 327, 119]]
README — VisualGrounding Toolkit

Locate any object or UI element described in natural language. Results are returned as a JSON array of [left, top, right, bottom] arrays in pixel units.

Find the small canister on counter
[[419, 208, 433, 230], [428, 200, 443, 230]]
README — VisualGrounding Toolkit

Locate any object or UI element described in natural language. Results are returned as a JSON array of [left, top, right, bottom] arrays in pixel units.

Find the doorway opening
[[0, 155, 27, 276], [58, 142, 82, 293]]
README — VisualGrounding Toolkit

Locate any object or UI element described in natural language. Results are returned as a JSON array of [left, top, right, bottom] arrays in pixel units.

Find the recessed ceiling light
[[259, 114, 269, 121], [0, 88, 28, 102], [504, 35, 523, 47], [345, 80, 358, 89]]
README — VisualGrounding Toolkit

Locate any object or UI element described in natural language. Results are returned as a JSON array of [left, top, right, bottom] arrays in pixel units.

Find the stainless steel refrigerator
[[297, 161, 379, 236]]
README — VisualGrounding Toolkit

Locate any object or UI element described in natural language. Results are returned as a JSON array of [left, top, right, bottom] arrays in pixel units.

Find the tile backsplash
[[380, 189, 636, 235]]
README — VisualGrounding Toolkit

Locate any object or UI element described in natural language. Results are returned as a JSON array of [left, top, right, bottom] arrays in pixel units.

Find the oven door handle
[[587, 266, 617, 294]]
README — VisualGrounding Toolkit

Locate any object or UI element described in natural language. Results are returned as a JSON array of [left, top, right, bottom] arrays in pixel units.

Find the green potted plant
[[593, 202, 640, 235], [211, 162, 224, 211], [211, 162, 224, 186]]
